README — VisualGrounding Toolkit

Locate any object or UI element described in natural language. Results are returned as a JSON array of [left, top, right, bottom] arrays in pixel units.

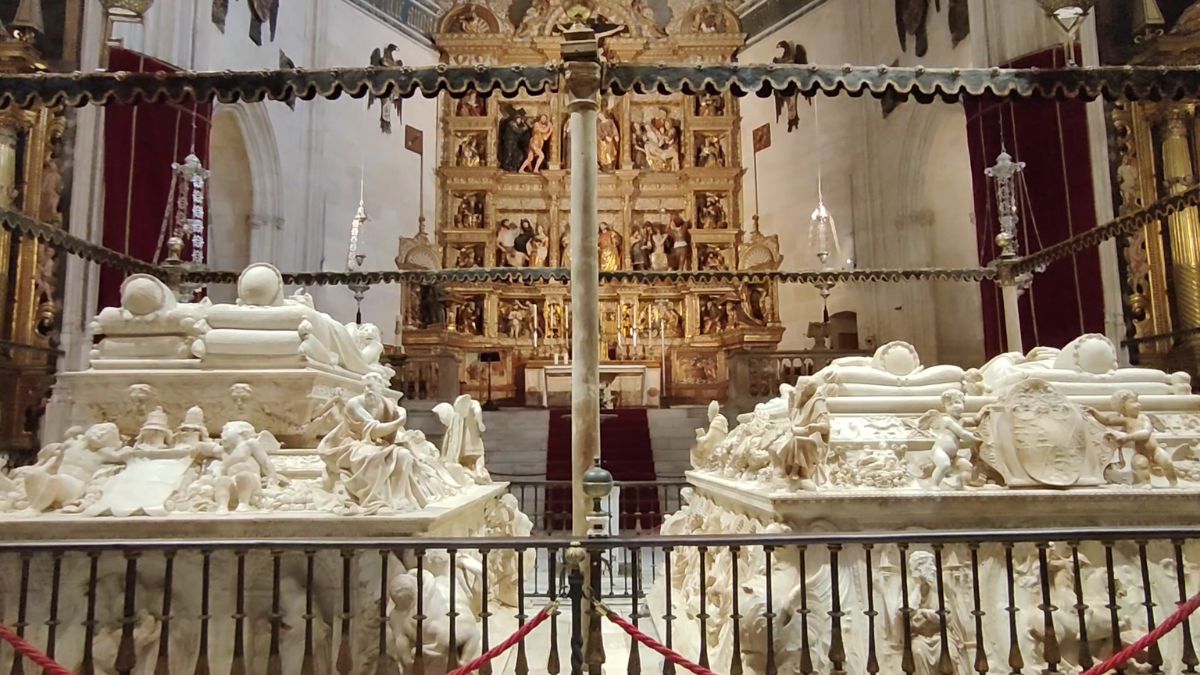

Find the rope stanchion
[[1083, 590, 1200, 675], [0, 623, 72, 675], [597, 601, 719, 675], [447, 601, 555, 675]]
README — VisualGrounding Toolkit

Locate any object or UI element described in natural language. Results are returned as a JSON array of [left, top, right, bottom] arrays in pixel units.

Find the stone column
[[562, 25, 601, 538], [1161, 105, 1200, 336]]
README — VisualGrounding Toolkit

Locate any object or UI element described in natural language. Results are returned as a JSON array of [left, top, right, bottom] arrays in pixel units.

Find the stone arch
[[212, 102, 285, 267]]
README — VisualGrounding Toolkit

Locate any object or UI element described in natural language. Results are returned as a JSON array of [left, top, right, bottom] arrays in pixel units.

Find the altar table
[[525, 362, 662, 408]]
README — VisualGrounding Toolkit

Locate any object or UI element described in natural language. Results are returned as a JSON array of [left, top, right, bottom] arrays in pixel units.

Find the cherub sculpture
[[1088, 389, 1178, 487], [917, 390, 981, 489], [213, 421, 281, 512], [20, 423, 126, 512]]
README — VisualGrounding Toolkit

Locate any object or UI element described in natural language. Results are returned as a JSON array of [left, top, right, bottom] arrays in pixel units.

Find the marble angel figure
[[434, 394, 491, 484], [916, 390, 981, 489], [212, 421, 282, 512], [317, 373, 448, 512], [17, 423, 127, 512], [692, 401, 729, 470]]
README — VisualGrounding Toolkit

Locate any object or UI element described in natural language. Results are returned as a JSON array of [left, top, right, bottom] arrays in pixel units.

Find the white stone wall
[[738, 0, 1088, 367], [108, 0, 438, 336]]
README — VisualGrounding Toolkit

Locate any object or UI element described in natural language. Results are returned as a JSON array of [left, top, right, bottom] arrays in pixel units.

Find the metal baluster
[[337, 550, 354, 675], [378, 549, 395, 674], [547, 548, 561, 675], [864, 544, 879, 674], [11, 553, 29, 675], [116, 551, 140, 675], [828, 544, 845, 675], [154, 551, 175, 675], [1035, 543, 1062, 672], [414, 551, 427, 675], [765, 546, 777, 675], [82, 551, 100, 675], [663, 547, 676, 675], [628, 547, 642, 675], [516, 546, 530, 675], [1004, 542, 1024, 674], [448, 549, 460, 671], [899, 544, 915, 675], [968, 543, 989, 675], [1104, 541, 1124, 673], [933, 544, 954, 675], [730, 546, 744, 675], [231, 550, 247, 675], [1174, 540, 1200, 673], [1068, 542, 1094, 671], [269, 550, 283, 675], [798, 546, 813, 675], [1138, 541, 1165, 674], [480, 550, 493, 675], [568, 548, 585, 675], [45, 552, 62, 662], [698, 546, 710, 668], [195, 550, 212, 675], [302, 550, 316, 675]]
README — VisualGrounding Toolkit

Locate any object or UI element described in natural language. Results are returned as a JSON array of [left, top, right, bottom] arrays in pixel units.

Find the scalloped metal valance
[[2, 63, 1200, 108]]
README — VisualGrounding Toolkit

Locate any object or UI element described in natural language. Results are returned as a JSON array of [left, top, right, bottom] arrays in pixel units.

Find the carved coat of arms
[[977, 379, 1116, 488]]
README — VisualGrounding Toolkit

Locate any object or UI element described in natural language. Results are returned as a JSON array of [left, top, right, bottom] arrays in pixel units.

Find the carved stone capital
[[562, 61, 601, 111]]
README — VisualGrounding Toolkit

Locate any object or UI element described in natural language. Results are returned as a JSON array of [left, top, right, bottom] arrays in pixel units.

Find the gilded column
[[562, 24, 601, 538], [0, 111, 23, 334], [1161, 104, 1200, 334]]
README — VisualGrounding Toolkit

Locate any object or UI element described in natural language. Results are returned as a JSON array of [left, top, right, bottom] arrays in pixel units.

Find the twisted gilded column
[[1161, 104, 1200, 337]]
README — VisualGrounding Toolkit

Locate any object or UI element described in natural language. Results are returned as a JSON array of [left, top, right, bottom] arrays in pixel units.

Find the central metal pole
[[563, 29, 601, 539]]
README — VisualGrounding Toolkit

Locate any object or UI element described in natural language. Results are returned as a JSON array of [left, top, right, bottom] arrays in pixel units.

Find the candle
[[533, 304, 539, 349]]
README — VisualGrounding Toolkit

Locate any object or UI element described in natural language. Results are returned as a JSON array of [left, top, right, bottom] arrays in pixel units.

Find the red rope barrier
[[447, 602, 555, 675], [598, 603, 720, 675], [1084, 590, 1200, 675], [0, 623, 72, 675]]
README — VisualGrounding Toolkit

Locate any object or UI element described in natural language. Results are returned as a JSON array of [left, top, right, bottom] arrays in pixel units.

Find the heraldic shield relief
[[977, 379, 1118, 488]]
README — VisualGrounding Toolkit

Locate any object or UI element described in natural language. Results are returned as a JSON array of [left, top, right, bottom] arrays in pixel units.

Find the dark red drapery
[[100, 48, 211, 310], [963, 47, 1105, 357]]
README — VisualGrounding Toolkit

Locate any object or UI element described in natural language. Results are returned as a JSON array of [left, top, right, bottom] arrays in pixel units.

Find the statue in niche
[[696, 134, 726, 168], [497, 219, 530, 267], [453, 5, 492, 33], [905, 550, 966, 675], [598, 103, 621, 171], [668, 215, 691, 270], [651, 224, 672, 271], [17, 423, 125, 512], [1087, 390, 1178, 486], [528, 222, 550, 267], [697, 93, 725, 117], [456, 90, 486, 117], [773, 41, 810, 133], [455, 134, 484, 167], [693, 4, 725, 32], [664, 303, 684, 337], [212, 420, 281, 512], [630, 223, 653, 271], [502, 299, 532, 340], [433, 394, 491, 484], [516, 0, 550, 35], [598, 222, 623, 272], [519, 114, 554, 173], [697, 193, 727, 229], [699, 245, 728, 271], [559, 224, 571, 267], [700, 300, 724, 335], [455, 246, 480, 269], [457, 300, 482, 335], [1117, 153, 1141, 213], [739, 284, 771, 325], [498, 105, 531, 172], [916, 390, 981, 489], [41, 154, 64, 224], [454, 194, 485, 229], [634, 110, 681, 171]]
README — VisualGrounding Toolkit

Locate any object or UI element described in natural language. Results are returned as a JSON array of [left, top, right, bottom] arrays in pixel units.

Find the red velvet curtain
[[963, 47, 1105, 357], [101, 48, 211, 310]]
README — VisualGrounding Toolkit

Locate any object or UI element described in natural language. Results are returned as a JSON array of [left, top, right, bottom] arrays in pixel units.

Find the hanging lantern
[[1035, 0, 1096, 64], [809, 198, 840, 267], [984, 149, 1026, 259], [160, 152, 209, 266]]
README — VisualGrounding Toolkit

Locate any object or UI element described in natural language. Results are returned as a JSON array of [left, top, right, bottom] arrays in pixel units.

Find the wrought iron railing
[[1, 527, 1198, 674], [505, 478, 689, 536]]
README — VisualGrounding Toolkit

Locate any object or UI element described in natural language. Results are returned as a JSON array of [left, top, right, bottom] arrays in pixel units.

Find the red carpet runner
[[545, 408, 662, 531]]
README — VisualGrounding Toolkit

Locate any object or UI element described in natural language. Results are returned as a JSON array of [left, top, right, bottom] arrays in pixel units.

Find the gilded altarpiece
[[0, 37, 66, 454], [398, 0, 785, 405]]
